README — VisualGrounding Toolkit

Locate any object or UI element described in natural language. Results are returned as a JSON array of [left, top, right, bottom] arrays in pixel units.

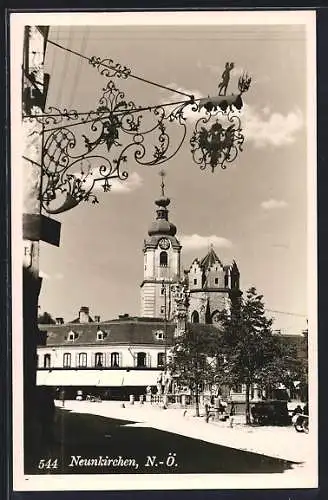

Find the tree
[[168, 324, 218, 417], [38, 311, 56, 325], [217, 287, 299, 424]]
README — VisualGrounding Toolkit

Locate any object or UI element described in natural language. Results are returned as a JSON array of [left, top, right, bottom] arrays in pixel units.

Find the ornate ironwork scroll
[[190, 69, 252, 172], [39, 80, 194, 213], [190, 111, 245, 172]]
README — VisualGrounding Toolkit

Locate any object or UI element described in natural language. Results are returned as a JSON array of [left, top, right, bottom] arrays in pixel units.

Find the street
[[25, 403, 296, 475]]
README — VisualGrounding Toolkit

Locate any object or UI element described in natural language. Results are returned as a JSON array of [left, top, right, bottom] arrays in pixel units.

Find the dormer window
[[67, 330, 78, 341], [154, 330, 165, 340], [96, 329, 108, 341]]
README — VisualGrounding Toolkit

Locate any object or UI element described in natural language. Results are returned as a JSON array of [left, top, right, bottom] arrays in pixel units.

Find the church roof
[[146, 173, 179, 240], [199, 246, 223, 269]]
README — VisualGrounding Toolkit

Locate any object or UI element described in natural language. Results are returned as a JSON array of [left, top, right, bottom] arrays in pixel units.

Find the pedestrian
[[60, 389, 65, 407], [230, 401, 236, 417], [292, 405, 303, 416]]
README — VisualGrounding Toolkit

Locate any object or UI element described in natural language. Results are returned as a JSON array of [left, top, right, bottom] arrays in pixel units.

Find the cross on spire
[[159, 169, 166, 197]]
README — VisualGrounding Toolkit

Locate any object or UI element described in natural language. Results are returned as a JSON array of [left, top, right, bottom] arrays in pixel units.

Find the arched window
[[137, 352, 146, 368], [95, 352, 104, 367], [63, 353, 71, 368], [157, 352, 165, 367], [159, 251, 168, 267], [43, 354, 51, 368], [191, 310, 199, 323], [111, 352, 120, 368], [78, 352, 87, 368]]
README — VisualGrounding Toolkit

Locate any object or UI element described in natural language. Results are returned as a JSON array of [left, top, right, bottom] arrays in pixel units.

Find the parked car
[[251, 400, 290, 426]]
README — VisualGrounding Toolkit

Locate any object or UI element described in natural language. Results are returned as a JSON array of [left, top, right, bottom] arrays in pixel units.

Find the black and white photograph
[[10, 10, 317, 491]]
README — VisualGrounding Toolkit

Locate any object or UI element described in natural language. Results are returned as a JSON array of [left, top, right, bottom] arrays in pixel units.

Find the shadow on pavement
[[25, 407, 298, 475]]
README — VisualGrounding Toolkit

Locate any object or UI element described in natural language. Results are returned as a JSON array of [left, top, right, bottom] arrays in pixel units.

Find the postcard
[[10, 10, 317, 492]]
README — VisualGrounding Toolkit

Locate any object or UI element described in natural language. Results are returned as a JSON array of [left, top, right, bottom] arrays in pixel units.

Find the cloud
[[72, 168, 143, 194], [109, 172, 143, 194], [242, 105, 303, 148], [261, 199, 288, 210], [180, 233, 232, 251]]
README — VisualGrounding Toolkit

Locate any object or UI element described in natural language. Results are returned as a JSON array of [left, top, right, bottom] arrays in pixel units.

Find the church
[[37, 175, 242, 401]]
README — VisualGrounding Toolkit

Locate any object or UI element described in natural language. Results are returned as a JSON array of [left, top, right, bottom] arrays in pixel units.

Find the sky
[[36, 18, 313, 334]]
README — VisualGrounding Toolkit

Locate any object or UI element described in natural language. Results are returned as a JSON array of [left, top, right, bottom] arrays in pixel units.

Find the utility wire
[[47, 39, 194, 99], [265, 308, 307, 318]]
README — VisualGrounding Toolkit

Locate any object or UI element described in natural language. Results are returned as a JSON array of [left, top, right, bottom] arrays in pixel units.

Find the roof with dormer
[[38, 317, 176, 347]]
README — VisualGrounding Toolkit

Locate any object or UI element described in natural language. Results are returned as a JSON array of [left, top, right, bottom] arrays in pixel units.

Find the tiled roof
[[200, 247, 223, 270], [38, 318, 176, 347]]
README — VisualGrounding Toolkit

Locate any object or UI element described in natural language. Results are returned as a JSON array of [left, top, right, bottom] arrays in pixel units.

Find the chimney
[[79, 306, 90, 324], [94, 315, 100, 323], [55, 317, 64, 325]]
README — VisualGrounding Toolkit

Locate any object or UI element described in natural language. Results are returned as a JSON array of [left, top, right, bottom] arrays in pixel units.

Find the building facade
[[185, 246, 241, 325], [37, 312, 176, 399]]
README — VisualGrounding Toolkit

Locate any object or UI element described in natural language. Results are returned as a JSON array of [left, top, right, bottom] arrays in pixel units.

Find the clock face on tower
[[159, 238, 170, 250]]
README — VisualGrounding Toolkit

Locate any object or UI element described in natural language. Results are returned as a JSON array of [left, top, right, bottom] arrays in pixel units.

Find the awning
[[37, 369, 162, 387], [121, 370, 161, 387]]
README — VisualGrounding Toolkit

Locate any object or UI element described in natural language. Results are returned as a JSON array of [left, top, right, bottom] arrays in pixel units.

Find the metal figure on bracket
[[218, 62, 234, 96]]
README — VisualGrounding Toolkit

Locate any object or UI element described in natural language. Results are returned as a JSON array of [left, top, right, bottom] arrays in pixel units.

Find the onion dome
[[148, 196, 177, 237]]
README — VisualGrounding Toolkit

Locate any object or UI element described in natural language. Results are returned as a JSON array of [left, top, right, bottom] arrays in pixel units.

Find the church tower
[[140, 172, 181, 318], [186, 245, 241, 325]]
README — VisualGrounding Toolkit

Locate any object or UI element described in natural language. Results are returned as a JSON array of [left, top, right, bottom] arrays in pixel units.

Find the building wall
[[37, 344, 168, 370], [141, 243, 180, 318]]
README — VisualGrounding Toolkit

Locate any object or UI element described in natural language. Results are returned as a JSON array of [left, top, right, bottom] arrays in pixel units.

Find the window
[[44, 353, 51, 368], [67, 330, 78, 341], [111, 352, 120, 368], [78, 352, 87, 368], [193, 278, 197, 285], [160, 306, 165, 314], [155, 330, 164, 340], [191, 311, 199, 323], [157, 352, 165, 367], [233, 384, 243, 393], [95, 352, 104, 367], [159, 251, 168, 267], [136, 352, 146, 368], [97, 330, 105, 341], [36, 355, 39, 368], [215, 277, 219, 285], [63, 353, 71, 368]]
